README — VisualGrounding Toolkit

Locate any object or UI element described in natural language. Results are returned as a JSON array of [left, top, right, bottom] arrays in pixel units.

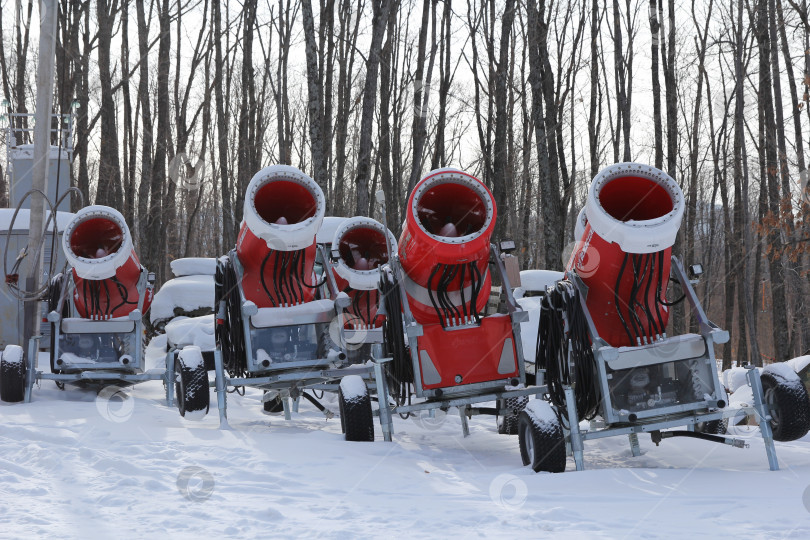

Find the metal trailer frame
[[23, 266, 171, 403], [371, 242, 549, 441], [559, 256, 780, 471], [209, 244, 378, 428]]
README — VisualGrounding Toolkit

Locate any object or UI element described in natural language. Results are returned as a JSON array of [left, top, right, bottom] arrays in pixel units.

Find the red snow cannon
[[63, 205, 153, 319], [398, 168, 496, 326], [331, 217, 396, 329], [396, 168, 522, 392], [566, 163, 685, 346], [236, 165, 326, 308]]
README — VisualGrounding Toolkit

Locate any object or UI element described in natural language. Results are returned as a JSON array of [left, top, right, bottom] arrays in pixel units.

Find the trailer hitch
[[650, 430, 749, 449]]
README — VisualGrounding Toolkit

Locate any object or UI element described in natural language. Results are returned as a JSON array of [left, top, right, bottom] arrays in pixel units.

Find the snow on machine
[[204, 164, 379, 437], [0, 205, 169, 403], [371, 168, 547, 441], [519, 162, 810, 473]]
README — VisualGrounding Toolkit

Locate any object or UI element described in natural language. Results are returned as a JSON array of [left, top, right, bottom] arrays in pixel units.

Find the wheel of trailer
[[760, 366, 810, 442], [175, 347, 210, 419], [518, 401, 566, 473], [0, 345, 26, 403], [695, 419, 727, 435], [498, 395, 529, 435], [338, 375, 374, 442], [263, 392, 285, 414]]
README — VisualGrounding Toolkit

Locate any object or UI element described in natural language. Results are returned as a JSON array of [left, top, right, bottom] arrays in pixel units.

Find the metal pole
[[23, 0, 58, 348]]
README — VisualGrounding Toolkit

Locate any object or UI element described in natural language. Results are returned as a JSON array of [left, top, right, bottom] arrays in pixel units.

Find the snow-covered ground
[[3, 363, 810, 539]]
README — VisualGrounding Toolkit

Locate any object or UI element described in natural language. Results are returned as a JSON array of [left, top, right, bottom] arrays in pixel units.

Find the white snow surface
[[251, 299, 335, 327], [764, 362, 802, 383], [170, 258, 218, 277], [524, 398, 558, 425], [513, 269, 563, 298], [165, 315, 215, 351], [0, 208, 73, 232], [516, 296, 542, 363], [4, 354, 810, 537], [786, 355, 810, 376], [0, 344, 23, 365], [339, 374, 367, 400], [177, 345, 204, 370], [150, 275, 215, 322]]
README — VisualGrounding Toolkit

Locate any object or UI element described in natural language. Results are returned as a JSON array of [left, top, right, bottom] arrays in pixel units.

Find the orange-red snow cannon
[[397, 168, 496, 327], [393, 168, 523, 393], [63, 205, 153, 319], [236, 164, 326, 308], [331, 217, 396, 329], [566, 163, 685, 346]]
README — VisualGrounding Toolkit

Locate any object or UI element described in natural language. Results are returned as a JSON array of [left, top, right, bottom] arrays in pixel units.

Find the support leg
[[564, 385, 585, 471], [292, 396, 300, 414], [282, 394, 292, 421], [747, 365, 779, 471], [628, 432, 642, 457], [459, 406, 471, 437], [213, 349, 229, 428], [165, 350, 175, 407], [24, 336, 39, 403], [372, 358, 394, 442]]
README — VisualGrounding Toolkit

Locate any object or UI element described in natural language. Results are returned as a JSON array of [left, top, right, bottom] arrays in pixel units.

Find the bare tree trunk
[[588, 0, 601, 178], [407, 0, 436, 194], [492, 0, 516, 241], [354, 0, 393, 215], [527, 0, 564, 269], [145, 0, 171, 282], [649, 0, 663, 169], [301, 0, 329, 194], [212, 0, 234, 248], [96, 0, 123, 208]]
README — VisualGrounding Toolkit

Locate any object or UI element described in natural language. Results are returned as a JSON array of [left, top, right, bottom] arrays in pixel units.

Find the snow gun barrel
[[236, 165, 326, 307], [63, 205, 151, 319], [397, 168, 496, 326], [566, 162, 685, 346], [331, 216, 396, 329], [332, 217, 396, 291]]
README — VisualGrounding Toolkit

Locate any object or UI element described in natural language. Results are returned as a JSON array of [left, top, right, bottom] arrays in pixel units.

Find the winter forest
[[0, 0, 808, 366]]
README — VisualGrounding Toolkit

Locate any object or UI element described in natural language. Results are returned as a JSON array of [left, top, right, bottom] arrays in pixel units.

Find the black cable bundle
[[379, 272, 412, 405], [215, 253, 247, 378], [426, 262, 483, 328], [536, 280, 601, 425]]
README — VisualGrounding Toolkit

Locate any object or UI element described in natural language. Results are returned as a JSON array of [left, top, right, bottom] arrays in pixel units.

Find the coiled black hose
[[379, 271, 412, 405], [216, 253, 247, 378], [536, 280, 601, 426]]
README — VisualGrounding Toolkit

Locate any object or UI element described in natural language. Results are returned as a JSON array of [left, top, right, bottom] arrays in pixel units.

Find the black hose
[[380, 271, 412, 404], [302, 391, 327, 412], [536, 280, 601, 426], [614, 253, 636, 344]]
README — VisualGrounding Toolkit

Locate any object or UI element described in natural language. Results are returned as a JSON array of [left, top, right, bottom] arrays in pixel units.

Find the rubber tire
[[263, 393, 285, 414], [176, 349, 210, 418], [518, 408, 566, 473], [498, 395, 529, 435], [0, 345, 26, 403], [761, 369, 810, 442], [338, 378, 374, 442], [695, 419, 727, 435]]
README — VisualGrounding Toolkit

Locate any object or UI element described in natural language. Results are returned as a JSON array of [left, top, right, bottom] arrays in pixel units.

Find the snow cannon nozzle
[[397, 168, 497, 326], [63, 205, 135, 281], [332, 217, 396, 291], [241, 164, 325, 252]]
